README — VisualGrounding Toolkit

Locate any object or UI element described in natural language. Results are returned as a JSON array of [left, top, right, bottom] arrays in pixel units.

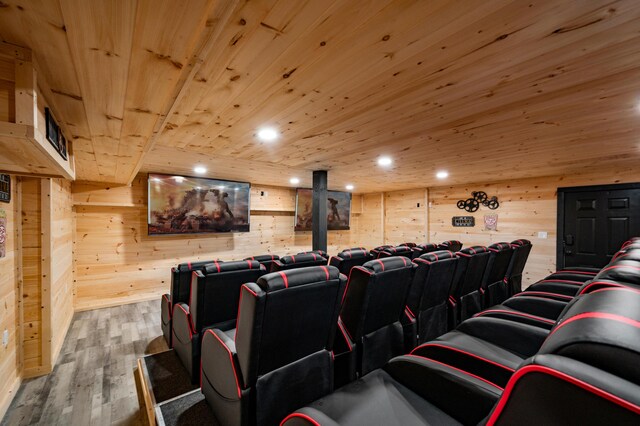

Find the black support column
[[312, 170, 328, 252]]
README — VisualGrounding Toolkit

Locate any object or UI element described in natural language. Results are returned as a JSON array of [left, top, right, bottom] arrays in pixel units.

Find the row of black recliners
[[160, 240, 466, 351], [281, 238, 640, 425], [166, 238, 533, 424]]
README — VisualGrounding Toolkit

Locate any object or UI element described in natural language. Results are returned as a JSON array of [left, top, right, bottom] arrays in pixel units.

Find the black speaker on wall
[[45, 107, 68, 161]]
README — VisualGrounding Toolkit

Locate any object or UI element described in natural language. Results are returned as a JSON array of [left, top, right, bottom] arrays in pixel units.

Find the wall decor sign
[[0, 209, 6, 258], [452, 216, 475, 227], [484, 214, 498, 231], [0, 174, 10, 203], [147, 173, 250, 235]]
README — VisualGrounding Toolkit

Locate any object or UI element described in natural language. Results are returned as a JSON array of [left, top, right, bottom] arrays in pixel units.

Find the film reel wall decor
[[456, 191, 499, 212]]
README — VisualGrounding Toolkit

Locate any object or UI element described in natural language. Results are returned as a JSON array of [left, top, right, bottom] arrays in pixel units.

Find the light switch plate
[[538, 231, 548, 239], [2, 329, 8, 348]]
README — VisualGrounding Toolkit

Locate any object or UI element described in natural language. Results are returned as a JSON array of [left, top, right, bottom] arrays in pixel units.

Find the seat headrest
[[399, 242, 417, 248], [416, 243, 438, 251], [417, 250, 456, 263], [203, 260, 262, 274], [593, 261, 640, 285], [382, 246, 413, 254], [298, 250, 329, 258], [439, 240, 462, 247], [244, 254, 279, 262], [362, 256, 411, 273], [257, 265, 340, 291], [281, 252, 327, 264], [343, 246, 367, 252], [177, 260, 218, 272], [372, 245, 392, 251], [458, 246, 489, 256], [337, 249, 369, 259], [511, 239, 531, 247], [540, 288, 640, 383], [489, 242, 512, 252]]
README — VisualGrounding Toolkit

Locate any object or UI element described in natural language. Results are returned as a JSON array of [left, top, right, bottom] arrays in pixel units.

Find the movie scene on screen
[[295, 188, 351, 231], [148, 174, 250, 235]]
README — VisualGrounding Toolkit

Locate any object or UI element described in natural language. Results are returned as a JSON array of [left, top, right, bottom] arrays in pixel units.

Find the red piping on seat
[[375, 259, 385, 271], [411, 343, 515, 372], [474, 309, 555, 325], [280, 412, 321, 426], [213, 260, 221, 272], [278, 271, 289, 288], [601, 264, 640, 273], [187, 262, 192, 269], [550, 312, 640, 337], [578, 281, 625, 294], [515, 291, 573, 301], [405, 305, 416, 318], [406, 354, 504, 390], [486, 364, 640, 425], [205, 329, 242, 399], [321, 266, 329, 280], [337, 318, 353, 351], [536, 279, 583, 286], [555, 270, 597, 276], [246, 260, 252, 269]]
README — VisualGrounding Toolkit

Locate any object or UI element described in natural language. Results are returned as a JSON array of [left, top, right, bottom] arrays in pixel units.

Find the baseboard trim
[[74, 292, 163, 312], [0, 375, 22, 421]]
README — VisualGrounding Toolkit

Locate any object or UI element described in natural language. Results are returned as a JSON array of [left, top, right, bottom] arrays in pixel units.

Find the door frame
[[557, 182, 640, 269]]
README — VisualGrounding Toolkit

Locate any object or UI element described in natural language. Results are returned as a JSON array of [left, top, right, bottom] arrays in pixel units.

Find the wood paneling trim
[[40, 179, 52, 371]]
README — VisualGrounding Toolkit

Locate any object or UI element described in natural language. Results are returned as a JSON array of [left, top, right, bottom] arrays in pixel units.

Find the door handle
[[565, 234, 574, 246]]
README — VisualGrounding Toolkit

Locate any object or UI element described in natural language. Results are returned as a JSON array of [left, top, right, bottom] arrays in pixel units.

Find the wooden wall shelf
[[0, 43, 75, 180]]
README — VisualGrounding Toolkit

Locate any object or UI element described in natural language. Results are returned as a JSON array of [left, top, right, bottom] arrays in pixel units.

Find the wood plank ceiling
[[1, 0, 639, 192]]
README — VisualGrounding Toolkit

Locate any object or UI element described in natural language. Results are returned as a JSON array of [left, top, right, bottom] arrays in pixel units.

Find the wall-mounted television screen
[[295, 188, 351, 231], [148, 173, 250, 235]]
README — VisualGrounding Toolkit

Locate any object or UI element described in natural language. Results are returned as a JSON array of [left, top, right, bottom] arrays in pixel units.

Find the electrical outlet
[[538, 231, 548, 239], [2, 329, 8, 348]]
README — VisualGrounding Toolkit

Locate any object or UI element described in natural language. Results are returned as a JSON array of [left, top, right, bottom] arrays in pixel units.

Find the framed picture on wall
[[58, 133, 68, 160], [294, 188, 351, 231], [147, 173, 250, 235]]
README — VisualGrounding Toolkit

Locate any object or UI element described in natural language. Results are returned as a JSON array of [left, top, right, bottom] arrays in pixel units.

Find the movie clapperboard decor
[[0, 175, 10, 203], [452, 216, 475, 227]]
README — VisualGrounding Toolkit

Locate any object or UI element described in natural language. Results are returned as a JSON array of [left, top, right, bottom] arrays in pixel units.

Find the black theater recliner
[[328, 249, 372, 276], [369, 245, 393, 258], [172, 260, 266, 383], [200, 266, 346, 426], [376, 245, 413, 259], [270, 252, 327, 272], [411, 243, 439, 259], [403, 250, 458, 348], [438, 240, 463, 252], [482, 242, 514, 307], [161, 260, 217, 348], [334, 257, 415, 384], [449, 246, 491, 326], [505, 239, 532, 296], [243, 254, 280, 272], [298, 249, 329, 258]]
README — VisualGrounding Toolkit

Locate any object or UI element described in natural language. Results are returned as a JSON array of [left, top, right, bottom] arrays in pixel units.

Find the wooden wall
[[21, 177, 42, 373], [50, 179, 74, 362], [72, 175, 364, 311], [21, 177, 74, 377], [0, 176, 21, 419], [427, 166, 640, 286]]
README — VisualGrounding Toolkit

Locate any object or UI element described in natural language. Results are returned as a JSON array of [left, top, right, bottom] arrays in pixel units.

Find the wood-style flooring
[[2, 300, 167, 426]]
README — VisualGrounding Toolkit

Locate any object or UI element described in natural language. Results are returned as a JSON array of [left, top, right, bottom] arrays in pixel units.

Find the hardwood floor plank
[[1, 300, 166, 426]]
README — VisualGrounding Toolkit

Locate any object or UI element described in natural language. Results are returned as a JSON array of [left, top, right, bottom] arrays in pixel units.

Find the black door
[[558, 183, 640, 269]]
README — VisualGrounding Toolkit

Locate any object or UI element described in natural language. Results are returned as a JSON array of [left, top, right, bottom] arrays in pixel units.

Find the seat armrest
[[201, 329, 242, 401], [281, 408, 341, 426], [385, 354, 502, 425], [172, 302, 194, 346], [270, 260, 284, 272], [456, 317, 548, 357], [161, 293, 172, 324], [502, 296, 567, 319]]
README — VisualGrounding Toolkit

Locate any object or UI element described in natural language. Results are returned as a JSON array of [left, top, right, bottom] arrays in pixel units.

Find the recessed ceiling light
[[194, 166, 207, 174], [346, 184, 354, 191], [290, 177, 300, 185], [257, 127, 279, 142], [436, 170, 449, 179], [378, 156, 392, 167]]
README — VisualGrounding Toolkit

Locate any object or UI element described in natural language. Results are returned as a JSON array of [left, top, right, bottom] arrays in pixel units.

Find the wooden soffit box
[[0, 42, 75, 180]]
